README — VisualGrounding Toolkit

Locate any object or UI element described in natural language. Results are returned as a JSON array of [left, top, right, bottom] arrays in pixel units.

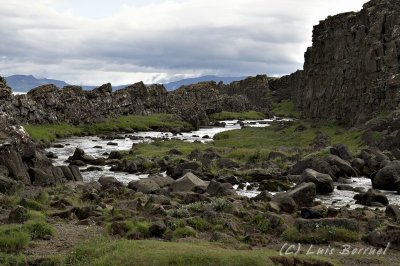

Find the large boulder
[[325, 155, 358, 178], [0, 149, 31, 184], [0, 175, 21, 195], [148, 175, 174, 188], [287, 182, 316, 207], [169, 172, 207, 192], [128, 179, 160, 194], [330, 144, 353, 161], [366, 227, 400, 250], [98, 176, 123, 189], [272, 182, 316, 212], [300, 169, 334, 194], [373, 161, 400, 191], [8, 205, 29, 223], [354, 189, 389, 207], [272, 193, 297, 213], [168, 161, 202, 179], [206, 180, 236, 197]]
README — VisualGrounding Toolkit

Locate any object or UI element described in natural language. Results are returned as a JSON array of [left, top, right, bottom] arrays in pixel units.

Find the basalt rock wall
[[274, 0, 400, 125], [0, 75, 271, 129]]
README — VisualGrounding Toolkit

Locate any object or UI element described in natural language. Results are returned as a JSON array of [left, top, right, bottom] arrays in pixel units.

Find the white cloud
[[0, 0, 367, 85]]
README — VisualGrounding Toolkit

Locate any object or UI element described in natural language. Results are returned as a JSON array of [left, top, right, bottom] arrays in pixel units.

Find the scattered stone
[[169, 172, 207, 192], [300, 208, 323, 219], [300, 169, 334, 194], [206, 180, 235, 197], [373, 161, 400, 191], [8, 205, 28, 223], [128, 179, 160, 194], [149, 221, 167, 237], [98, 176, 123, 189], [354, 189, 389, 207]]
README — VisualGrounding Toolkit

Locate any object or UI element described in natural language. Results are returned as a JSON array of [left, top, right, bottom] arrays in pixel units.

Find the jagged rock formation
[[0, 75, 271, 129], [271, 0, 400, 125]]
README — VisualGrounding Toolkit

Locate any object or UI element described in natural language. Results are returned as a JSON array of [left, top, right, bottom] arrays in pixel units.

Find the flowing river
[[45, 118, 400, 208]]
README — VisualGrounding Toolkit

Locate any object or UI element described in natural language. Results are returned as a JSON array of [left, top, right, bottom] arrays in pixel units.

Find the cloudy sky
[[0, 0, 367, 85]]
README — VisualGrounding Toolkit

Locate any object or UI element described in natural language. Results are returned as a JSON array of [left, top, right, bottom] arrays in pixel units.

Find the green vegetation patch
[[0, 252, 26, 266], [25, 114, 192, 144], [65, 238, 276, 266], [282, 226, 359, 244], [126, 120, 364, 165], [0, 221, 54, 252], [213, 121, 364, 159], [209, 111, 266, 121], [128, 139, 207, 159], [271, 100, 300, 118]]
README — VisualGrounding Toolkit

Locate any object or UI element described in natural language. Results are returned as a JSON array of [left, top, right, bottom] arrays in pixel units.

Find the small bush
[[185, 202, 204, 212], [24, 221, 54, 240], [282, 226, 359, 244], [188, 217, 210, 231], [167, 207, 191, 218], [253, 214, 271, 233], [127, 221, 150, 239], [0, 226, 30, 252], [19, 198, 43, 211], [172, 226, 197, 240], [210, 198, 232, 212], [37, 191, 50, 205], [27, 210, 46, 221]]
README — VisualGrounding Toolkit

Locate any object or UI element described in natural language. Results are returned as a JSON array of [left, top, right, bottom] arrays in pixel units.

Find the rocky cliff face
[[274, 0, 400, 125], [0, 75, 271, 129]]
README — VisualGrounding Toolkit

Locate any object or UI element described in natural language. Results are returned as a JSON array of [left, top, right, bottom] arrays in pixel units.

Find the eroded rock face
[[271, 0, 400, 125]]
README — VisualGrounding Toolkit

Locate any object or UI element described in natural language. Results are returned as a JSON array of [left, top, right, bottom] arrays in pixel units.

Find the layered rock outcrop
[[0, 75, 271, 129], [272, 0, 400, 125]]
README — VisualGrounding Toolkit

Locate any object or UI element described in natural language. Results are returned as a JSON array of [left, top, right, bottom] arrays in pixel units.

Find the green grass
[[213, 121, 364, 160], [127, 139, 207, 159], [252, 214, 271, 234], [271, 100, 300, 118], [172, 226, 197, 240], [107, 220, 150, 239], [25, 114, 192, 144], [24, 123, 83, 143], [65, 238, 276, 266], [0, 221, 54, 252], [282, 226, 359, 244], [64, 238, 341, 266], [124, 121, 364, 165], [0, 226, 30, 252], [209, 111, 266, 121], [0, 252, 26, 266]]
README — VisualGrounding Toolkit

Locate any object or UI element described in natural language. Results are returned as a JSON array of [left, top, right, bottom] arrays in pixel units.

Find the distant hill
[[5, 74, 246, 92], [163, 75, 245, 91], [5, 75, 68, 92]]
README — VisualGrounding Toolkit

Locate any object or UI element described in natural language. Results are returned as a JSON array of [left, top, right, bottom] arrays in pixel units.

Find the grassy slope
[[271, 100, 300, 118], [24, 114, 192, 144]]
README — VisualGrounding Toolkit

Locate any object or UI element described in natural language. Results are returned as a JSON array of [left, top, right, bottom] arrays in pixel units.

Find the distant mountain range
[[4, 74, 246, 92]]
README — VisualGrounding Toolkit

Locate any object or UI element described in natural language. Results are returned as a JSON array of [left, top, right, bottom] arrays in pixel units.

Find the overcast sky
[[0, 0, 367, 85]]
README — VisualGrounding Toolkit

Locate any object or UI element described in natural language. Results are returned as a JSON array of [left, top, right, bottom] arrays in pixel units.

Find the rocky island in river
[[1, 0, 400, 265]]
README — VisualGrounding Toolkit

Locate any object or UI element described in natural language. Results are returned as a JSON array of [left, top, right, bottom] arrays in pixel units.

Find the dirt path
[[24, 222, 104, 260]]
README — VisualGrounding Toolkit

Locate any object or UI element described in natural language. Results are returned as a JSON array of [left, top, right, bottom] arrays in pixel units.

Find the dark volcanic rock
[[270, 0, 400, 125], [373, 161, 400, 190], [354, 189, 389, 206], [300, 169, 334, 194]]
